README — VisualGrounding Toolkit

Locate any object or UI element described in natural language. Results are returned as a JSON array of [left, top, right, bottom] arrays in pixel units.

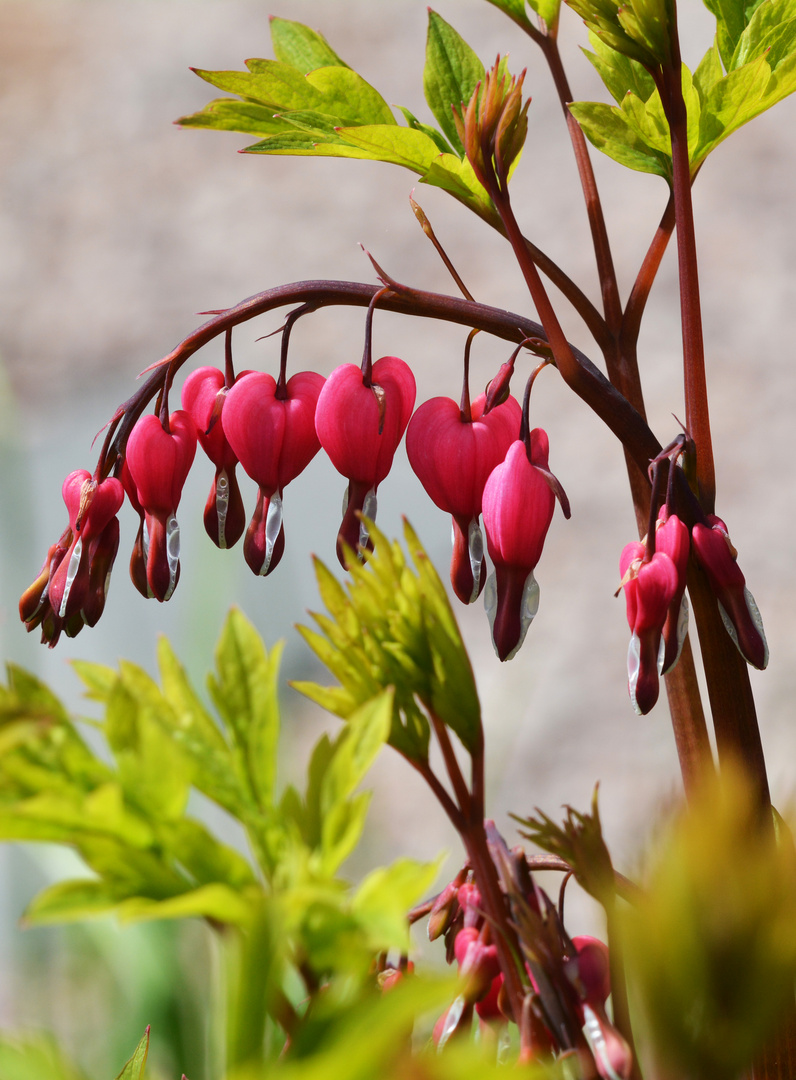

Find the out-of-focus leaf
[[114, 884, 254, 927], [207, 609, 281, 812], [624, 763, 796, 1080], [23, 878, 122, 925], [424, 10, 485, 155], [0, 1034, 87, 1080], [269, 16, 349, 73], [353, 856, 443, 952], [114, 1030, 149, 1080]]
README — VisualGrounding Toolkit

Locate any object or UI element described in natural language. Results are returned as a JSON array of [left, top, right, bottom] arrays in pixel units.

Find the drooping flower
[[406, 392, 521, 603], [181, 366, 246, 549], [20, 470, 124, 646], [315, 356, 415, 567], [619, 542, 679, 715], [124, 410, 197, 602], [654, 508, 690, 673], [568, 936, 633, 1080], [222, 369, 325, 576], [481, 429, 566, 661], [691, 514, 768, 669]]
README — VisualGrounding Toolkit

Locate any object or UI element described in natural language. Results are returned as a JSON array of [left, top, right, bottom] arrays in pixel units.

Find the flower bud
[[619, 544, 679, 714], [691, 515, 768, 669], [654, 509, 690, 673], [482, 430, 558, 661]]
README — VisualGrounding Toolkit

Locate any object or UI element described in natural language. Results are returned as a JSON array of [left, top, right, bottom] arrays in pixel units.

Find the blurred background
[[2, 0, 796, 1074]]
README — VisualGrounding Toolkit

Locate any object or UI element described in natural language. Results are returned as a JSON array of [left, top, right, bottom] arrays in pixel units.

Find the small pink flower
[[481, 430, 563, 661], [691, 515, 768, 669], [654, 509, 690, 673], [406, 392, 520, 603], [181, 366, 246, 549], [315, 356, 415, 567], [619, 543, 679, 714], [21, 470, 124, 646], [125, 411, 197, 602], [222, 369, 324, 576]]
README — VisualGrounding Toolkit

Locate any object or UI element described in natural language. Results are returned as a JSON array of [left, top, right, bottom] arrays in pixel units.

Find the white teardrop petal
[[58, 538, 83, 618], [260, 492, 283, 576]]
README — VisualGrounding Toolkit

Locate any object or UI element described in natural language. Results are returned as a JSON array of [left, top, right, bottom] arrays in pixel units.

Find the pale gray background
[[1, 0, 795, 1044]]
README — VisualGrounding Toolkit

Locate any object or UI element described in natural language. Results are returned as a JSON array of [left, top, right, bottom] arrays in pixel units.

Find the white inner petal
[[744, 585, 769, 667], [436, 994, 466, 1053], [260, 492, 283, 575], [467, 518, 484, 604], [58, 537, 83, 618], [359, 487, 377, 551], [627, 631, 642, 715], [215, 469, 230, 548], [582, 1004, 624, 1080], [164, 515, 180, 601]]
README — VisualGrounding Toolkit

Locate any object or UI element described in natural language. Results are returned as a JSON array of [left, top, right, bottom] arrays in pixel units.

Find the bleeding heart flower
[[406, 392, 521, 603], [482, 429, 565, 661], [181, 366, 246, 549], [21, 470, 124, 646], [125, 410, 197, 602], [654, 509, 690, 673], [222, 369, 325, 576], [691, 514, 768, 669], [619, 542, 679, 714], [315, 356, 415, 566]]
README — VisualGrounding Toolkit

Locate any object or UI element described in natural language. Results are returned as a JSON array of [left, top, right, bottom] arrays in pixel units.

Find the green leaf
[[320, 692, 392, 816], [569, 100, 672, 178], [396, 105, 455, 155], [483, 0, 534, 28], [71, 659, 118, 702], [207, 609, 281, 811], [0, 1035, 87, 1080], [420, 153, 498, 224], [269, 16, 350, 73], [177, 98, 294, 137], [305, 67, 396, 126], [353, 856, 443, 952], [114, 1030, 149, 1080], [23, 878, 122, 925], [529, 0, 563, 26], [115, 883, 254, 927], [333, 124, 442, 171], [424, 11, 485, 155], [320, 791, 372, 875], [582, 31, 657, 103], [703, 0, 767, 69]]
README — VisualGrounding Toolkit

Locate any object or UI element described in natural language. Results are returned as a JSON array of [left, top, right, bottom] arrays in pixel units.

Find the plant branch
[[106, 279, 662, 477], [430, 713, 472, 814]]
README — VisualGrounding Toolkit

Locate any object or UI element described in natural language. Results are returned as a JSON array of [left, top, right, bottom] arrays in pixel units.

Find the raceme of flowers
[[20, 352, 768, 714]]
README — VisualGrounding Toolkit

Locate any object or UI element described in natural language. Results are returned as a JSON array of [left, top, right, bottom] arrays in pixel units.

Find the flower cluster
[[426, 854, 631, 1076], [619, 489, 768, 715], [21, 341, 568, 661]]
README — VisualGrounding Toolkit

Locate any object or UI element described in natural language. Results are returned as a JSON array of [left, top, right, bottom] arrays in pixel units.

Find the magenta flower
[[315, 356, 416, 567], [222, 369, 325, 576], [654, 509, 690, 673], [691, 514, 768, 669], [125, 410, 197, 602], [406, 392, 521, 603], [481, 429, 565, 661], [181, 366, 246, 549], [619, 542, 679, 714], [21, 470, 124, 646]]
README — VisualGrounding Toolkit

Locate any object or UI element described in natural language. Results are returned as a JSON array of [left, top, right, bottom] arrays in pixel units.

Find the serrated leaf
[[269, 16, 349, 74], [207, 609, 281, 811], [583, 31, 657, 103], [114, 1030, 149, 1080], [424, 11, 485, 155], [703, 0, 767, 69], [177, 98, 293, 137], [569, 100, 672, 178], [305, 67, 396, 126], [321, 693, 392, 819]]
